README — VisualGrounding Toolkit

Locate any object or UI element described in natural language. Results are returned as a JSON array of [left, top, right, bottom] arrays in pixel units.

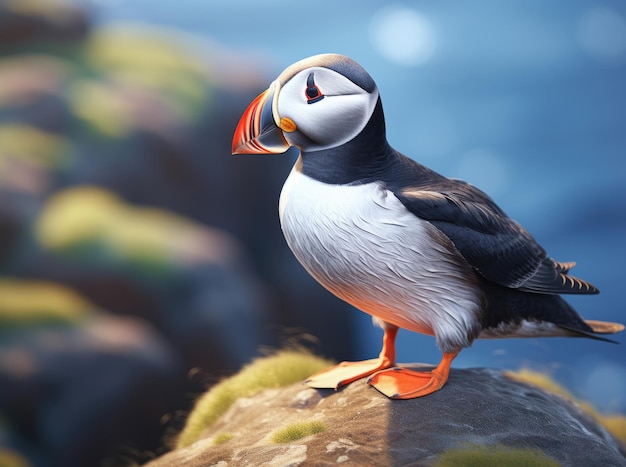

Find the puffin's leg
[[305, 325, 398, 390], [367, 350, 459, 399]]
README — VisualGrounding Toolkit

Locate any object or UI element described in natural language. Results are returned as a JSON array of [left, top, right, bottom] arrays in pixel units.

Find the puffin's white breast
[[279, 166, 483, 352]]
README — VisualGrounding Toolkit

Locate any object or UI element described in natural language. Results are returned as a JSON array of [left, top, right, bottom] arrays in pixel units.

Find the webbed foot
[[305, 325, 398, 390], [367, 351, 459, 399], [306, 357, 394, 389]]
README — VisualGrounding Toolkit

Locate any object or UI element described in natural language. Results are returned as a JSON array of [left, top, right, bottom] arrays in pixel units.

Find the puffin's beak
[[232, 85, 290, 155]]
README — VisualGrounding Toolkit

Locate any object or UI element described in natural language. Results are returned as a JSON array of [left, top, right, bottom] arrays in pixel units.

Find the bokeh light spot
[[578, 7, 626, 61], [370, 6, 436, 66]]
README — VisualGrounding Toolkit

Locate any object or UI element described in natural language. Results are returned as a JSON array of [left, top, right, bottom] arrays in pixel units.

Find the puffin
[[231, 53, 624, 399]]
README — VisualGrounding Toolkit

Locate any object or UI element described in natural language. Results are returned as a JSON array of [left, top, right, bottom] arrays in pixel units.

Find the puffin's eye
[[305, 72, 324, 104]]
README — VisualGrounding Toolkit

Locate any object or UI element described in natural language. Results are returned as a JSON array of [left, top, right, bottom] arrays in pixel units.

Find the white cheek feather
[[279, 168, 483, 353], [297, 95, 374, 148], [277, 68, 379, 151]]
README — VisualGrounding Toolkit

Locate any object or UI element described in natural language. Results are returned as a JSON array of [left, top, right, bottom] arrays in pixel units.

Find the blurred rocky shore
[[0, 1, 352, 465]]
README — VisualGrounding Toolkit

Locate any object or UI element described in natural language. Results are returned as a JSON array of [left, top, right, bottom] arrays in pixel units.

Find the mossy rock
[[0, 449, 30, 467], [269, 421, 325, 444], [211, 433, 233, 446], [507, 368, 626, 447], [0, 124, 70, 168], [0, 278, 93, 329], [70, 24, 212, 138], [148, 367, 626, 467], [36, 185, 227, 276], [435, 444, 559, 467], [176, 350, 332, 448]]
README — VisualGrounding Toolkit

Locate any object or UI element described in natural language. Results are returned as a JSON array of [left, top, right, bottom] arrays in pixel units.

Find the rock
[[0, 313, 181, 467], [0, 195, 24, 264], [147, 367, 626, 466], [29, 185, 272, 372], [0, 0, 89, 48], [0, 421, 42, 467]]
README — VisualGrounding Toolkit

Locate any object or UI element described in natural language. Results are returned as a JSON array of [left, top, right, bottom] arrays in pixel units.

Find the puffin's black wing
[[394, 184, 598, 295]]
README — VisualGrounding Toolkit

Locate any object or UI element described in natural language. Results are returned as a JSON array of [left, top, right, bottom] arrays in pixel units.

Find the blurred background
[[0, 0, 624, 465]]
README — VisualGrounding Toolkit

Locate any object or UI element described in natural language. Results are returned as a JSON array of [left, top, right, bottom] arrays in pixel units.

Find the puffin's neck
[[298, 98, 396, 185]]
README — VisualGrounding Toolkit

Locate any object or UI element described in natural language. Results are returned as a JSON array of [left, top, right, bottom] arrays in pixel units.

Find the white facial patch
[[276, 67, 379, 151]]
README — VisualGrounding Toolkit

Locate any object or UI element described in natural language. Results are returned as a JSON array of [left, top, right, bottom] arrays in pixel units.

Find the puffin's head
[[232, 54, 379, 155]]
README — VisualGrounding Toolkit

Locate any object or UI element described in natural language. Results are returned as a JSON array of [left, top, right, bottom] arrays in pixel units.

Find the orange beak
[[232, 86, 290, 155]]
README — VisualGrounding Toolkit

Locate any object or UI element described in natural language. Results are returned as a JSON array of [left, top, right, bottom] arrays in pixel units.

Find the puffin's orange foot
[[367, 367, 448, 399], [305, 358, 394, 390], [306, 325, 399, 390], [367, 351, 459, 399]]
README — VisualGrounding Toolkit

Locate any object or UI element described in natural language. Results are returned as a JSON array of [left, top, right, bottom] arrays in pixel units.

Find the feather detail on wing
[[517, 258, 598, 294], [395, 188, 599, 295]]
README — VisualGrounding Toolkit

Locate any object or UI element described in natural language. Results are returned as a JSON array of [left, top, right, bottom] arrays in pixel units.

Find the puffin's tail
[[479, 282, 624, 343], [558, 320, 624, 344], [585, 320, 625, 334]]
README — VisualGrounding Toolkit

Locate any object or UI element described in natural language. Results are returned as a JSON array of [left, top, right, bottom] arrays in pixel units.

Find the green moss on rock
[[0, 448, 30, 467], [269, 421, 325, 444], [80, 24, 211, 128], [0, 278, 92, 328], [435, 445, 559, 467], [212, 433, 233, 446], [36, 186, 224, 275], [0, 124, 70, 169], [507, 368, 626, 447], [176, 350, 333, 448]]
